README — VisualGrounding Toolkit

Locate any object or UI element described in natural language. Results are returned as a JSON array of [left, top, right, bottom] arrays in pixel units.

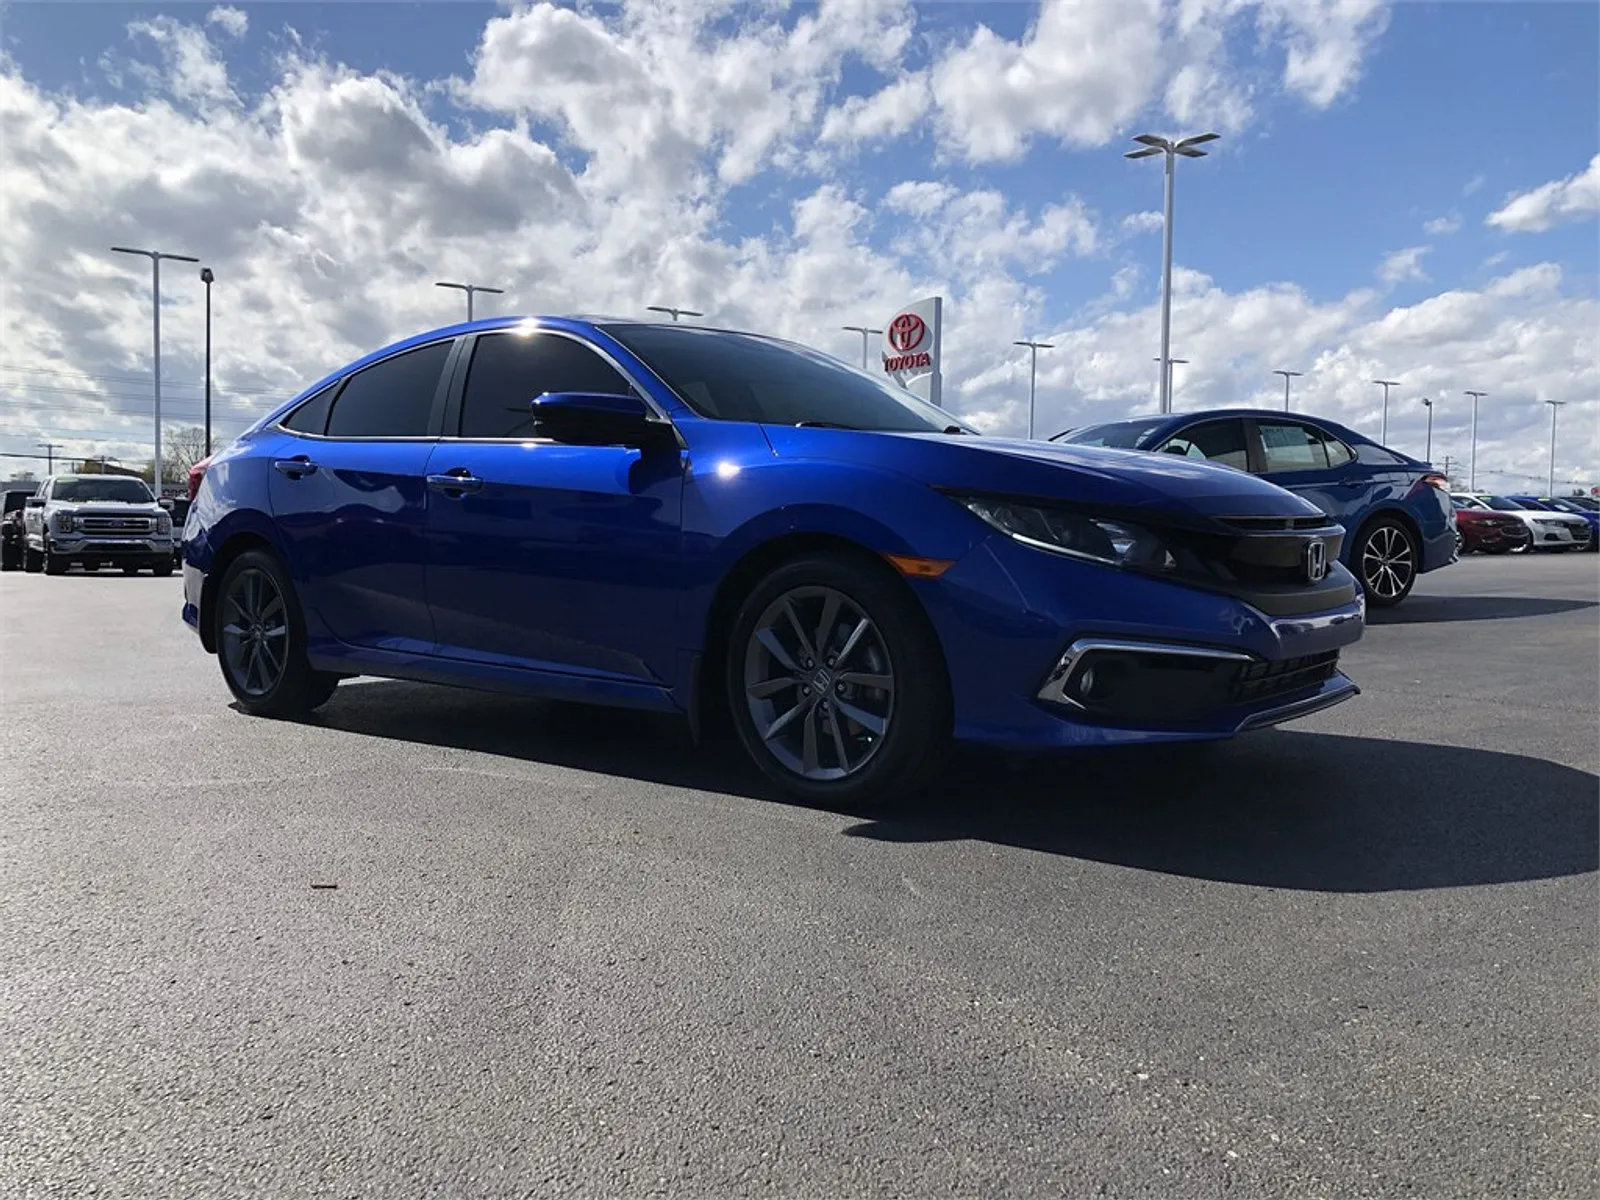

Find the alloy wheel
[[742, 585, 895, 782], [1361, 525, 1414, 601], [221, 566, 289, 697]]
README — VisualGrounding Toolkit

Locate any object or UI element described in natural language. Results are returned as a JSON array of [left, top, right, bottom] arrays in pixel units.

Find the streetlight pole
[[435, 280, 505, 322], [1152, 357, 1187, 406], [1464, 390, 1488, 490], [1373, 379, 1400, 446], [646, 305, 704, 323], [1015, 340, 1054, 438], [842, 325, 882, 370], [1126, 131, 1218, 414], [1545, 399, 1565, 497], [1421, 397, 1433, 462], [200, 267, 214, 455], [112, 245, 200, 495], [1273, 369, 1303, 412]]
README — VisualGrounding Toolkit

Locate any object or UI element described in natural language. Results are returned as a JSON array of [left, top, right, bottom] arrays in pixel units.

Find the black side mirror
[[24, 497, 43, 508], [157, 498, 175, 511], [528, 392, 676, 449]]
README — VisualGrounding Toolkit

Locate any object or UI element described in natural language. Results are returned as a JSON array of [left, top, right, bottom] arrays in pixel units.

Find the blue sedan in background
[[1052, 409, 1456, 606], [183, 318, 1364, 806]]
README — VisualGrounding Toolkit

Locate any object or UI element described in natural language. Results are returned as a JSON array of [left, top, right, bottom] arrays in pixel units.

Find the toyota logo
[[887, 313, 926, 353], [1303, 539, 1327, 584]]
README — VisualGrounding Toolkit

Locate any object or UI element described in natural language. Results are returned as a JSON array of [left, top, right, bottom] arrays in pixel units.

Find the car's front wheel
[[726, 553, 950, 810], [214, 549, 339, 717], [1356, 518, 1418, 607]]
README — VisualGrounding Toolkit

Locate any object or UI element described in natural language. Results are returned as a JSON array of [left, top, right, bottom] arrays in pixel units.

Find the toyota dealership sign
[[882, 296, 943, 407]]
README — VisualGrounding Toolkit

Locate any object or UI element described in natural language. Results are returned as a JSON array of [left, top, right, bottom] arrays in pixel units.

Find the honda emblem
[[1304, 539, 1327, 583]]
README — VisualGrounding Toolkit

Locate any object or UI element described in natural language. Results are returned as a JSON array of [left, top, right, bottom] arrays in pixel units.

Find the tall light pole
[[842, 325, 882, 370], [1545, 399, 1565, 497], [112, 245, 200, 494], [1464, 390, 1488, 490], [1015, 340, 1054, 438], [646, 305, 703, 322], [1421, 397, 1433, 462], [1153, 357, 1187, 406], [1373, 379, 1400, 446], [1126, 131, 1219, 414], [435, 280, 504, 322], [200, 267, 214, 455], [1273, 369, 1303, 412]]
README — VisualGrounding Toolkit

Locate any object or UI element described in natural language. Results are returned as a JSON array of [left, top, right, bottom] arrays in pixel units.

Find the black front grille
[[1217, 515, 1332, 533], [1229, 651, 1340, 705]]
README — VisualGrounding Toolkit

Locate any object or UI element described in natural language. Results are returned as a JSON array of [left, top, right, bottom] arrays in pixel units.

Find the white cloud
[[819, 73, 929, 146], [1378, 246, 1430, 285], [1486, 153, 1600, 233], [1464, 173, 1486, 196], [1121, 211, 1165, 235], [0, 4, 1592, 495], [206, 7, 248, 39], [1423, 213, 1462, 236], [1258, 0, 1391, 109]]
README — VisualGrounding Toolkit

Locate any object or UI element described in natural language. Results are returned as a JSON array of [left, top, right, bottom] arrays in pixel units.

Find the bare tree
[[162, 425, 217, 476]]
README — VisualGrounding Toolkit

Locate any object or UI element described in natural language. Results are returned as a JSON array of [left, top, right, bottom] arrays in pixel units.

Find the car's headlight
[[55, 512, 74, 533], [156, 513, 172, 535], [955, 495, 1178, 571]]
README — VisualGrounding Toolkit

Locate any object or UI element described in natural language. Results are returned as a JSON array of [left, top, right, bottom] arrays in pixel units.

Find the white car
[[1451, 493, 1591, 552]]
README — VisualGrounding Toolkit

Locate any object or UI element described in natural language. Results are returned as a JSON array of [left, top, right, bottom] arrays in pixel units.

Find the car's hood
[[761, 426, 1327, 522]]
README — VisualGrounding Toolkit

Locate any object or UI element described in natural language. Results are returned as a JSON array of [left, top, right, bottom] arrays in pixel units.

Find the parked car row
[[1451, 493, 1595, 553]]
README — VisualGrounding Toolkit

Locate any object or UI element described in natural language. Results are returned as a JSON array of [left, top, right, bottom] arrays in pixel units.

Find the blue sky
[[0, 1, 1595, 486]]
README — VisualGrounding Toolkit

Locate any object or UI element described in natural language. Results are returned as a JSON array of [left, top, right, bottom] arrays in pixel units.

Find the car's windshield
[[1559, 496, 1599, 511], [50, 477, 153, 503], [602, 323, 972, 434], [1547, 497, 1595, 513], [1485, 495, 1528, 510], [1055, 418, 1168, 449]]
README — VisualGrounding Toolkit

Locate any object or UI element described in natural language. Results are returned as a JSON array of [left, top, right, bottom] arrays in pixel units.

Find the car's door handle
[[427, 472, 483, 495], [273, 458, 318, 478], [1339, 478, 1366, 487]]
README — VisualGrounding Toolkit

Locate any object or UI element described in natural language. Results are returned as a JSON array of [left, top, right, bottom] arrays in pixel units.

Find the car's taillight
[[1421, 473, 1449, 491], [187, 455, 211, 501]]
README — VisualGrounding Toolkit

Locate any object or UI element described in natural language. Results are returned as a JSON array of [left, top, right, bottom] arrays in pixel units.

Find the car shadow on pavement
[[305, 680, 1597, 894], [1367, 594, 1598, 625]]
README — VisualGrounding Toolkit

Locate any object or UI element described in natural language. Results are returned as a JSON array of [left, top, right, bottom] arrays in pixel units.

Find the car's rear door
[[420, 327, 686, 684], [265, 336, 459, 653]]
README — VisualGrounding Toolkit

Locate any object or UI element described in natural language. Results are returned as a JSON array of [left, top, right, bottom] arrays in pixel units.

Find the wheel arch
[[689, 530, 953, 742], [197, 531, 279, 653]]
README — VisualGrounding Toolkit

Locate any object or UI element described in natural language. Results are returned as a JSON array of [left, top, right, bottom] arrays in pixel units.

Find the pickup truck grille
[[80, 516, 154, 534]]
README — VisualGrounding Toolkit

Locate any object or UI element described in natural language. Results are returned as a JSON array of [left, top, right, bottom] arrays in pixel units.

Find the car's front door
[[265, 337, 457, 653], [422, 328, 687, 684], [1247, 418, 1373, 527], [1149, 417, 1251, 472]]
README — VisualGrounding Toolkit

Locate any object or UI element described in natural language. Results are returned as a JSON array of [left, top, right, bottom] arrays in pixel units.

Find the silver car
[[1451, 493, 1591, 552]]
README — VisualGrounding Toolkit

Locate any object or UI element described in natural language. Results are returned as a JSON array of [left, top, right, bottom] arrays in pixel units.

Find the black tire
[[23, 545, 42, 573], [43, 545, 67, 575], [0, 547, 17, 572], [725, 553, 951, 810], [122, 565, 141, 576], [214, 549, 340, 718], [153, 561, 174, 577], [1354, 517, 1419, 608]]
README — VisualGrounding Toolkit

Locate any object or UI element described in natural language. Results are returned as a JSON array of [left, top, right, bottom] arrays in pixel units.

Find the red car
[[1454, 505, 1529, 554]]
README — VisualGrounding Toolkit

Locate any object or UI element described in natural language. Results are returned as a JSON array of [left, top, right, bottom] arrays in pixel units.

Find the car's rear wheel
[[215, 549, 339, 717], [726, 554, 950, 810], [1356, 518, 1418, 607]]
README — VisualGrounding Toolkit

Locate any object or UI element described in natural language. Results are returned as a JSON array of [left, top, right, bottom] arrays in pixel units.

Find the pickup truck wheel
[[153, 561, 174, 577], [122, 565, 140, 576], [23, 545, 42, 573], [43, 546, 67, 575], [215, 549, 340, 718]]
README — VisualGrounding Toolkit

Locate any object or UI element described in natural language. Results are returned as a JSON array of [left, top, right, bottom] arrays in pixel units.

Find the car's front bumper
[[921, 534, 1366, 750], [44, 533, 173, 563]]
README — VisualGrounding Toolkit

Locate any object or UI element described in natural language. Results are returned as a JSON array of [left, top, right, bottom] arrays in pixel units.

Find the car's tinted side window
[[280, 382, 339, 435], [1324, 436, 1355, 467], [324, 341, 452, 439], [1258, 421, 1330, 473], [1157, 419, 1248, 470], [459, 333, 635, 439]]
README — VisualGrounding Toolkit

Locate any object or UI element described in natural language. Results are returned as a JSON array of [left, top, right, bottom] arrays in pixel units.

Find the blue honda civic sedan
[[182, 317, 1365, 806], [1052, 409, 1456, 606]]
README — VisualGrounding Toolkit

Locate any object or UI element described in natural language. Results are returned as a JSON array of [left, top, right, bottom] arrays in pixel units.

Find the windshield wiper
[[941, 425, 974, 435], [794, 420, 859, 430]]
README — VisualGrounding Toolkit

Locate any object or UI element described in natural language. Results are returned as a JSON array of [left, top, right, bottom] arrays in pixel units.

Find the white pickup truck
[[21, 473, 176, 576]]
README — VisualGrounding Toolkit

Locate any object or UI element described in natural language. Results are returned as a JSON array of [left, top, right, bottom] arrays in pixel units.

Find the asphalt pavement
[[2, 553, 1596, 1198]]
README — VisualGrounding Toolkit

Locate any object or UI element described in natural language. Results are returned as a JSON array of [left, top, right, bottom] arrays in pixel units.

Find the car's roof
[[1082, 407, 1365, 427]]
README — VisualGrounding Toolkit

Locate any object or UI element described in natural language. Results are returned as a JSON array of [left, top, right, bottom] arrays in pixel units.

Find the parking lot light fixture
[[436, 281, 505, 323], [112, 245, 200, 495], [842, 325, 882, 370], [647, 305, 704, 323], [1127, 132, 1218, 414], [1373, 379, 1400, 445], [1274, 369, 1303, 411], [1152, 357, 1187, 406], [1015, 340, 1054, 438], [1465, 390, 1488, 489], [1421, 397, 1433, 462], [1545, 399, 1565, 497]]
